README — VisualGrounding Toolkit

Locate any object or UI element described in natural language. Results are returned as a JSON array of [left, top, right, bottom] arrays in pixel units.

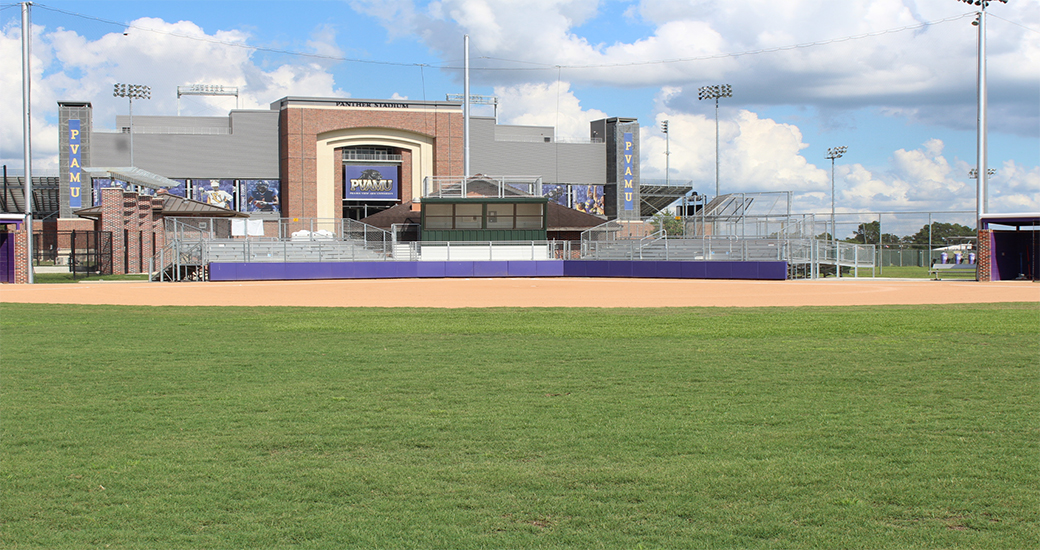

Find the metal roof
[[82, 167, 181, 189], [74, 193, 248, 219]]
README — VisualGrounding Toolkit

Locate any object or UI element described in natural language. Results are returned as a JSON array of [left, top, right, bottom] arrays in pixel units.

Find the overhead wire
[[24, 3, 984, 73]]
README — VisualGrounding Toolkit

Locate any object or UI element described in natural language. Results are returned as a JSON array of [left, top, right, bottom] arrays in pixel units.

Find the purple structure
[[209, 260, 788, 282]]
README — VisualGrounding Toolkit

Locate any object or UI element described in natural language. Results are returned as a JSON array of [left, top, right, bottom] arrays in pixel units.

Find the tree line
[[651, 209, 974, 249], [831, 221, 975, 247]]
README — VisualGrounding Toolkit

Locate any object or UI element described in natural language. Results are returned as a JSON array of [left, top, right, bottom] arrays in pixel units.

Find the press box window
[[455, 203, 483, 229], [515, 203, 543, 229], [425, 203, 453, 229]]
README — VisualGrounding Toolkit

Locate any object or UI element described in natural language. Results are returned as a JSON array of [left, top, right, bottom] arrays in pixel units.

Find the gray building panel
[[470, 118, 607, 184], [92, 110, 280, 179]]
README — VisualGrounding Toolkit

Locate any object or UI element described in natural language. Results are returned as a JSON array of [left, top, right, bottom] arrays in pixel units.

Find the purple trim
[[209, 261, 788, 282], [989, 232, 1000, 281]]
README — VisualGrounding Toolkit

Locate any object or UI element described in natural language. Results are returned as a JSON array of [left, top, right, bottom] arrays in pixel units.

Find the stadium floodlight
[[698, 84, 732, 197], [826, 146, 848, 275], [113, 83, 151, 167], [954, 0, 1007, 235], [661, 120, 670, 186]]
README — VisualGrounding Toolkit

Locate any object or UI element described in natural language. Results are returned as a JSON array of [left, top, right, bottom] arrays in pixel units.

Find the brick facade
[[13, 229, 28, 284], [279, 104, 463, 221], [97, 187, 165, 274], [977, 229, 991, 281]]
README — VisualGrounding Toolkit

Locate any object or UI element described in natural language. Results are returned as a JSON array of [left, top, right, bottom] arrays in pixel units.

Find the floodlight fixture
[[113, 82, 151, 166], [698, 84, 733, 197], [968, 168, 995, 178], [113, 83, 151, 100]]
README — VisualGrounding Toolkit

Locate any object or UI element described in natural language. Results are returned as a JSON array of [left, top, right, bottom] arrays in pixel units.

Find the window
[[515, 203, 543, 229], [455, 203, 483, 229], [425, 203, 453, 229], [486, 205, 515, 229]]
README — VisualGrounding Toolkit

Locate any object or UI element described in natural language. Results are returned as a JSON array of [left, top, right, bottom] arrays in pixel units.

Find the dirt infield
[[2, 278, 1037, 308]]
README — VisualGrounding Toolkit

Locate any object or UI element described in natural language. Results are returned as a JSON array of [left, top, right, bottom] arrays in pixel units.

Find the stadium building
[[54, 97, 652, 227]]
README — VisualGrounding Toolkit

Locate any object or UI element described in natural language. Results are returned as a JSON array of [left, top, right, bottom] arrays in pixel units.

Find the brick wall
[[96, 187, 165, 274], [977, 229, 991, 281], [280, 106, 464, 220], [13, 229, 28, 284]]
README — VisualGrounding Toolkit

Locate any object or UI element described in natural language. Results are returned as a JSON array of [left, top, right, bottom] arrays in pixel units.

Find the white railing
[[422, 175, 543, 198]]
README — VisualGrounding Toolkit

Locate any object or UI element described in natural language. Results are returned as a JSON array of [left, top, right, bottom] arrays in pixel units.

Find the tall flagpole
[[22, 2, 34, 284]]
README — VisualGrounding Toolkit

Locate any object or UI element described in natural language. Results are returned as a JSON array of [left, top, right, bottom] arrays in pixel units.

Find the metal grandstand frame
[[155, 191, 876, 281], [580, 192, 876, 278], [422, 175, 542, 198]]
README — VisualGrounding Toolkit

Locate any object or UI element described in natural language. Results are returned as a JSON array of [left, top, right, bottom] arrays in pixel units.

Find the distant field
[[2, 303, 1037, 549]]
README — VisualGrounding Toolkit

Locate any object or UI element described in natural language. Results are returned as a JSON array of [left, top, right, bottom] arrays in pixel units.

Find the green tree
[[651, 209, 685, 236], [907, 222, 975, 246], [847, 221, 900, 245]]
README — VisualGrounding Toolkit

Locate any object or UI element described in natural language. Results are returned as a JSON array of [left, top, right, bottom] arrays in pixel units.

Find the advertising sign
[[195, 179, 236, 210], [542, 184, 569, 207], [575, 185, 605, 215], [69, 120, 82, 209], [622, 132, 635, 212], [166, 179, 187, 198], [242, 180, 280, 214], [345, 166, 398, 200]]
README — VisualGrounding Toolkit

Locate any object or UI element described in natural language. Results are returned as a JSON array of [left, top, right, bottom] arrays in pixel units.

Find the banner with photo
[[195, 179, 236, 210], [166, 179, 188, 198], [574, 185, 605, 215], [542, 184, 570, 208], [242, 180, 280, 214], [344, 166, 398, 200]]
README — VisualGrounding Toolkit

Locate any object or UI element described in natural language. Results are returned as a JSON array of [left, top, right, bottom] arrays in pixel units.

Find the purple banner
[[69, 120, 83, 208], [345, 166, 398, 200]]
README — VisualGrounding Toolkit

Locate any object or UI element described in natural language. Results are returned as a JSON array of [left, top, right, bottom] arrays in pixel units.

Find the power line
[[989, 13, 1040, 35], [32, 2, 427, 68], [27, 3, 982, 73], [485, 13, 979, 70]]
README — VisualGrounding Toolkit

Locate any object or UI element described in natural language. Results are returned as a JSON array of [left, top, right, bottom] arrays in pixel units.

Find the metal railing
[[152, 215, 876, 281], [422, 175, 543, 198]]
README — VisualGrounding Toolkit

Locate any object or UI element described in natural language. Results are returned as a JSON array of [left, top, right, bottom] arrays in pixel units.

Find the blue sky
[[2, 0, 1038, 227]]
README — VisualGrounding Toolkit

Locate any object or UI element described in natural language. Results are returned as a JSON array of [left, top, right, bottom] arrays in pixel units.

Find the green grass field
[[2, 303, 1037, 549]]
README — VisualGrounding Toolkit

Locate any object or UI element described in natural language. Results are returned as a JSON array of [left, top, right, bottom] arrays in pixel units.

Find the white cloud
[[357, 0, 1038, 135], [640, 107, 828, 195], [493, 81, 607, 141], [641, 110, 1038, 219], [1, 17, 346, 171]]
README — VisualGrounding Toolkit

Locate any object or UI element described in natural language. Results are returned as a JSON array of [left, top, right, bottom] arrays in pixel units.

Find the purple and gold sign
[[69, 120, 82, 208], [345, 166, 398, 200], [622, 132, 634, 212]]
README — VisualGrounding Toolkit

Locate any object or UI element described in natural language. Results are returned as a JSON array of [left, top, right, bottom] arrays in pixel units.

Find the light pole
[[826, 146, 847, 277], [661, 120, 670, 186], [21, 1, 33, 283], [698, 84, 732, 198], [113, 83, 150, 167], [958, 0, 1006, 232]]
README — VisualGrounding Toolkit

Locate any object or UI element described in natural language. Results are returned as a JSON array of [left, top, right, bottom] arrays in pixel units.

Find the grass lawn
[[2, 303, 1037, 549], [30, 272, 151, 284]]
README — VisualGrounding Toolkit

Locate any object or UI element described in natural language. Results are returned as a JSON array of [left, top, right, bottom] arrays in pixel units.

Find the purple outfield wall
[[209, 260, 788, 281]]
